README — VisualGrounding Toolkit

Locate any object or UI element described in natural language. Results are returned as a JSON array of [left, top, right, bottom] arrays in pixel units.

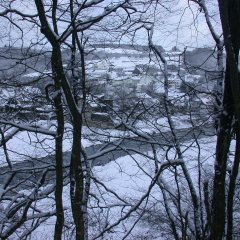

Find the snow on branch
[[87, 139, 124, 161], [0, 9, 38, 18], [0, 128, 19, 147], [0, 120, 56, 137], [92, 158, 184, 239], [190, 0, 223, 45]]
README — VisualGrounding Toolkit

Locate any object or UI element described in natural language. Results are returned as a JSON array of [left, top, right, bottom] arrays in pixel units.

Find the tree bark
[[227, 130, 240, 240], [52, 47, 65, 240], [211, 0, 240, 239]]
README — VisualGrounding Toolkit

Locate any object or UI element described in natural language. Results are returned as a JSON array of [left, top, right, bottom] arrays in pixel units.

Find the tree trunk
[[70, 119, 86, 240], [211, 0, 240, 239], [52, 48, 65, 240], [211, 63, 233, 240], [227, 129, 240, 240]]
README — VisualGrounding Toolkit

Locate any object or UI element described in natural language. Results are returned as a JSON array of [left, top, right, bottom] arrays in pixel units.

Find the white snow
[[0, 122, 94, 165], [23, 71, 52, 78], [21, 135, 218, 239]]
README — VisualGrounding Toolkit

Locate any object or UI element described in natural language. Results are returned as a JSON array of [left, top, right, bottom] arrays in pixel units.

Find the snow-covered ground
[[0, 102, 222, 238], [0, 122, 101, 166], [0, 113, 213, 166], [13, 135, 218, 239], [0, 111, 218, 240]]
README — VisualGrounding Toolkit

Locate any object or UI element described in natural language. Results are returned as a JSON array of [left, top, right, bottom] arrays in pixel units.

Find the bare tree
[[0, 1, 239, 240], [211, 0, 240, 239], [0, 1, 137, 239]]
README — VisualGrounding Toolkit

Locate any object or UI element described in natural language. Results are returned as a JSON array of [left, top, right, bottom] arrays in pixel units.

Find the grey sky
[[0, 0, 222, 50]]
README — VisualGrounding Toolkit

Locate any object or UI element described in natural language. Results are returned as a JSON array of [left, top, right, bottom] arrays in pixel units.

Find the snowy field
[[9, 135, 218, 240], [0, 114, 221, 239]]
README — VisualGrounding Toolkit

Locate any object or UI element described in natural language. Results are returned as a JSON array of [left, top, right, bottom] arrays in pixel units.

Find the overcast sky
[[0, 0, 222, 50]]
